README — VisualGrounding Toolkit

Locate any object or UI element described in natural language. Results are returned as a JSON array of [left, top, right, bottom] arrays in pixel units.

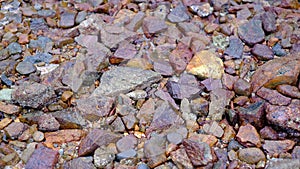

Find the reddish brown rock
[[38, 114, 60, 132], [169, 42, 193, 74], [237, 101, 265, 128], [260, 126, 278, 140], [234, 78, 251, 96], [4, 122, 27, 139], [238, 19, 265, 46], [183, 139, 215, 166], [188, 133, 218, 147], [236, 124, 261, 147], [170, 148, 193, 169], [261, 11, 277, 33], [263, 140, 295, 157], [233, 96, 249, 106], [222, 74, 238, 90], [257, 87, 291, 106], [0, 102, 21, 114], [266, 100, 300, 132], [250, 56, 300, 92], [114, 42, 137, 60], [142, 16, 168, 36], [251, 44, 274, 61], [276, 84, 300, 99], [78, 129, 121, 156], [45, 129, 86, 144], [64, 157, 96, 169], [238, 148, 266, 164], [25, 145, 59, 169], [0, 118, 12, 130]]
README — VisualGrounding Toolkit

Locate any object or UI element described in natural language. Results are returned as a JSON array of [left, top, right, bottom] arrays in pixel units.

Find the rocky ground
[[0, 0, 299, 168]]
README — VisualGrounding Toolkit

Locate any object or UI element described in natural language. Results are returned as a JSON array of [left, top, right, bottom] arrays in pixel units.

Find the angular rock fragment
[[25, 145, 59, 169], [276, 84, 300, 99], [64, 157, 96, 169], [4, 122, 27, 139], [238, 148, 265, 164], [251, 44, 274, 61], [266, 158, 300, 169], [237, 101, 265, 128], [144, 134, 167, 168], [257, 87, 291, 106], [224, 36, 244, 59], [236, 124, 261, 147], [261, 11, 277, 33], [238, 19, 265, 46], [142, 16, 168, 36], [0, 102, 21, 115], [167, 4, 190, 23], [170, 148, 193, 169], [263, 140, 295, 157], [45, 129, 85, 145]]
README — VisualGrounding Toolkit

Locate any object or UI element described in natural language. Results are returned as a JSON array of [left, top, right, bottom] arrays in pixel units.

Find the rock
[[292, 146, 300, 159], [276, 84, 300, 99], [64, 157, 96, 169], [167, 132, 183, 144], [280, 0, 300, 9], [125, 11, 145, 31], [237, 101, 265, 128], [126, 90, 147, 100], [208, 88, 234, 121], [201, 78, 222, 92], [18, 34, 29, 44], [32, 131, 44, 142], [212, 34, 229, 50], [167, 73, 201, 100], [28, 36, 53, 53], [272, 43, 287, 56], [93, 146, 115, 168], [234, 78, 251, 96], [260, 126, 278, 140], [78, 129, 121, 156], [116, 134, 137, 152], [61, 91, 73, 102], [144, 134, 167, 168], [250, 56, 300, 92], [0, 89, 14, 101], [170, 148, 193, 169], [236, 124, 261, 147], [167, 4, 190, 23], [59, 10, 77, 28], [76, 96, 114, 121], [137, 98, 155, 127], [203, 121, 224, 138], [21, 143, 38, 163], [93, 67, 161, 97], [224, 36, 244, 59], [266, 158, 300, 169], [186, 50, 224, 79], [262, 140, 295, 157], [51, 109, 87, 129], [16, 61, 37, 75], [257, 87, 291, 106], [261, 11, 277, 33], [169, 43, 193, 74], [7, 42, 22, 55], [44, 129, 85, 144], [4, 122, 27, 139], [238, 19, 265, 46], [116, 149, 137, 160], [238, 148, 265, 164], [0, 102, 21, 115], [38, 114, 60, 131], [111, 116, 126, 132], [228, 139, 245, 151], [251, 44, 274, 61], [142, 16, 168, 36], [0, 118, 12, 130], [183, 139, 214, 166], [25, 145, 59, 169], [113, 42, 137, 60], [237, 8, 252, 20], [75, 11, 87, 24], [153, 60, 174, 76], [12, 82, 56, 108], [190, 3, 213, 17], [222, 74, 238, 90]]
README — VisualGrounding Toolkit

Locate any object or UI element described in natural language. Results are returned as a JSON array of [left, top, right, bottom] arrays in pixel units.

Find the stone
[[28, 36, 53, 53], [257, 87, 291, 106], [64, 157, 96, 169], [292, 146, 300, 159], [7, 42, 22, 55], [137, 98, 155, 127], [266, 158, 300, 169], [236, 124, 261, 147], [237, 8, 252, 20], [250, 56, 300, 92], [201, 78, 222, 91], [0, 49, 9, 61], [116, 134, 137, 152], [126, 90, 147, 100], [44, 129, 85, 144], [224, 36, 244, 59], [186, 50, 224, 79], [238, 148, 265, 164], [75, 11, 87, 24], [25, 145, 59, 169], [276, 84, 300, 99], [208, 88, 234, 121], [183, 139, 214, 166], [21, 143, 38, 163], [76, 96, 114, 121], [0, 102, 21, 114], [237, 101, 265, 128], [260, 126, 278, 140], [167, 4, 190, 23], [78, 129, 121, 156], [61, 91, 73, 102], [93, 146, 115, 168], [213, 34, 229, 50], [272, 43, 287, 56], [0, 118, 12, 130], [170, 148, 193, 169], [93, 67, 161, 97], [51, 109, 87, 129], [4, 122, 27, 139], [262, 140, 295, 157], [116, 149, 137, 160], [169, 42, 193, 75], [251, 44, 274, 61], [38, 114, 60, 131], [59, 10, 77, 28], [16, 61, 37, 75], [222, 74, 238, 90], [144, 134, 167, 168], [153, 60, 174, 76], [142, 16, 168, 36], [167, 73, 201, 100], [261, 11, 277, 33], [238, 19, 265, 46], [203, 121, 224, 138], [32, 131, 44, 142], [111, 116, 126, 132], [167, 132, 183, 145], [114, 42, 137, 60], [125, 12, 145, 31], [234, 78, 251, 96], [190, 3, 213, 17]]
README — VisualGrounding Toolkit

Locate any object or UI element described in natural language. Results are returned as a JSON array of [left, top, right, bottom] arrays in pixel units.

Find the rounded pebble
[[16, 61, 37, 75]]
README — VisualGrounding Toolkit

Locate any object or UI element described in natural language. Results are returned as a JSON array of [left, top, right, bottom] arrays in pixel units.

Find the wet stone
[[25, 145, 59, 169], [76, 96, 114, 121], [263, 140, 295, 157], [12, 81, 56, 108], [257, 87, 291, 106], [238, 148, 265, 164], [276, 84, 300, 99], [251, 44, 274, 61], [237, 101, 265, 128], [186, 50, 224, 79], [183, 139, 214, 166], [224, 36, 244, 59], [4, 122, 27, 139], [93, 67, 161, 97], [7, 42, 22, 55], [16, 61, 36, 75], [236, 123, 261, 147], [93, 147, 115, 168], [59, 10, 77, 28], [261, 11, 277, 33], [64, 157, 96, 169], [170, 148, 193, 169], [142, 16, 168, 35], [144, 134, 167, 168], [238, 19, 265, 46], [116, 134, 137, 152], [167, 4, 190, 23], [38, 114, 60, 131]]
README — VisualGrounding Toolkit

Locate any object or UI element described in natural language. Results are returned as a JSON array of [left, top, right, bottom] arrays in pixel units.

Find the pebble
[[203, 121, 224, 138], [167, 132, 183, 144], [266, 158, 300, 169], [257, 87, 291, 106], [272, 43, 287, 56], [7, 42, 22, 55], [116, 134, 138, 152], [64, 157, 96, 169], [16, 61, 37, 75], [237, 101, 265, 128], [116, 149, 137, 160], [25, 145, 59, 169], [224, 36, 244, 59], [251, 44, 274, 60], [276, 84, 300, 98], [93, 146, 116, 168], [238, 19, 265, 46], [32, 131, 44, 142], [59, 10, 77, 28], [238, 148, 265, 164], [233, 78, 251, 96], [170, 148, 193, 169], [0, 101, 21, 115], [144, 134, 167, 168], [38, 114, 60, 131], [142, 16, 168, 35], [4, 122, 27, 139], [262, 140, 295, 157], [261, 11, 277, 33], [167, 4, 190, 23], [24, 53, 53, 64], [236, 123, 261, 147]]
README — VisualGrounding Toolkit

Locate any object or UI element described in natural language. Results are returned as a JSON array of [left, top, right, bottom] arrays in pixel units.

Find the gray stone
[[24, 53, 53, 64], [224, 36, 244, 59], [0, 89, 14, 101], [261, 11, 276, 33], [144, 134, 167, 168], [116, 149, 137, 160], [167, 4, 190, 23], [28, 36, 53, 53], [16, 61, 36, 75], [75, 11, 87, 24], [266, 158, 300, 169], [94, 147, 115, 168], [7, 42, 22, 55], [59, 10, 77, 28], [272, 43, 286, 56], [142, 16, 168, 35], [93, 67, 161, 97], [238, 19, 265, 46], [51, 109, 87, 129]]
